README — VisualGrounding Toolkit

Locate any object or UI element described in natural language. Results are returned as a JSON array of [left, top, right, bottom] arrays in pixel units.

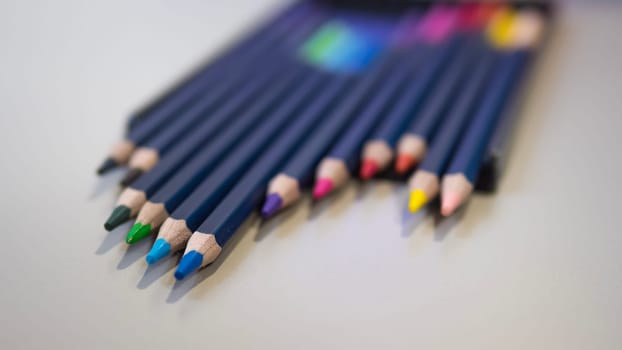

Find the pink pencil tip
[[313, 178, 334, 200], [441, 192, 463, 217]]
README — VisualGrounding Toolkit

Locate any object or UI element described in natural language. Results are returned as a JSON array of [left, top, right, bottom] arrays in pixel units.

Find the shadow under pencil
[[116, 234, 156, 270], [94, 221, 133, 255], [165, 215, 258, 303]]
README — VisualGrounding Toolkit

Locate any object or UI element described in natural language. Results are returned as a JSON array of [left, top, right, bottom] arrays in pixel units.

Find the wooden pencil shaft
[[327, 56, 413, 172], [447, 51, 528, 184], [419, 42, 498, 176], [120, 6, 326, 151], [368, 37, 457, 149], [134, 48, 303, 162], [129, 61, 307, 199], [406, 33, 481, 142], [126, 1, 310, 130], [170, 72, 330, 230], [279, 51, 404, 187], [195, 76, 354, 247], [153, 66, 320, 218]]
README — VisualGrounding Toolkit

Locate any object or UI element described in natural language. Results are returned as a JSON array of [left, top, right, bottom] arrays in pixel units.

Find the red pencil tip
[[395, 154, 415, 175], [359, 159, 378, 180], [313, 178, 334, 200]]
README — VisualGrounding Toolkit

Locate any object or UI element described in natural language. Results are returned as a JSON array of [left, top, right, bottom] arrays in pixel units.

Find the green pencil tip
[[104, 205, 131, 231], [125, 222, 152, 244]]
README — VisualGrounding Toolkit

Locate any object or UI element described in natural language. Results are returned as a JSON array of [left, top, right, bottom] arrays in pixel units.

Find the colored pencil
[[124, 1, 311, 132], [103, 61, 307, 231], [311, 60, 414, 198], [394, 4, 500, 175], [441, 9, 544, 216], [96, 4, 322, 175], [407, 9, 513, 213], [127, 69, 326, 247], [119, 56, 304, 186], [259, 49, 404, 218], [163, 75, 353, 274], [359, 7, 460, 179]]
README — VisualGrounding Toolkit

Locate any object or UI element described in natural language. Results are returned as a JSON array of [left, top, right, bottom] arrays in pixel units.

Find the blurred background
[[1, 1, 621, 349]]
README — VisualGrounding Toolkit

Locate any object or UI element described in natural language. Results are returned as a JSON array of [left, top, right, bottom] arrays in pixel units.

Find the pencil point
[[104, 205, 131, 231], [120, 168, 143, 187], [359, 159, 379, 180], [125, 222, 152, 244], [395, 154, 415, 175], [313, 178, 334, 200], [408, 190, 428, 213], [175, 251, 204, 280], [97, 158, 118, 175], [441, 192, 463, 217], [261, 193, 283, 218], [146, 238, 171, 264]]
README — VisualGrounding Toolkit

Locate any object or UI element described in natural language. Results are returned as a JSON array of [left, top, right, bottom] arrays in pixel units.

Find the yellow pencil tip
[[408, 190, 428, 213]]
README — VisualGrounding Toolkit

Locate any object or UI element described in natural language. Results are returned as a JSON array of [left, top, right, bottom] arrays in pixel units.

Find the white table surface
[[1, 1, 621, 349]]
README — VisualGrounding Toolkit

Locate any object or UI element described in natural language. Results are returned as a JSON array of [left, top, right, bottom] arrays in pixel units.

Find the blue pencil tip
[[146, 239, 171, 265], [261, 193, 283, 218], [174, 251, 204, 280]]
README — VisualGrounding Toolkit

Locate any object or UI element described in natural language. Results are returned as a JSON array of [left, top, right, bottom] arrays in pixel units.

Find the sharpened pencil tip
[[125, 222, 152, 244], [146, 239, 171, 264], [175, 251, 204, 280], [104, 205, 131, 231], [97, 158, 118, 175], [120, 168, 143, 187], [441, 192, 463, 217], [408, 190, 428, 213], [313, 178, 334, 200], [359, 159, 378, 180], [261, 193, 283, 218], [395, 154, 416, 175]]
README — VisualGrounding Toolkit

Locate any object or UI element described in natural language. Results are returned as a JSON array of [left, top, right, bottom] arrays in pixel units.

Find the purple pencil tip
[[261, 193, 283, 218]]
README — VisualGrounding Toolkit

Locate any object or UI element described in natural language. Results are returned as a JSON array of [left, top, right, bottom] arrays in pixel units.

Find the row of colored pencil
[[96, 1, 550, 281]]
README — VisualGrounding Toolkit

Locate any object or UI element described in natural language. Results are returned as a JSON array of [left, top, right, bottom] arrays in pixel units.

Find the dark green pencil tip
[[120, 168, 143, 187], [104, 205, 131, 231], [97, 158, 118, 175], [125, 222, 152, 244]]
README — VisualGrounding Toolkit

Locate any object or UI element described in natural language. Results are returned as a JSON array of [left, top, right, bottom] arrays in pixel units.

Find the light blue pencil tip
[[145, 239, 171, 265]]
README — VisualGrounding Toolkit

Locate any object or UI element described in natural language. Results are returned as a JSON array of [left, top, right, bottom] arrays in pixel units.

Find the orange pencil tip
[[359, 159, 378, 180], [394, 154, 415, 174]]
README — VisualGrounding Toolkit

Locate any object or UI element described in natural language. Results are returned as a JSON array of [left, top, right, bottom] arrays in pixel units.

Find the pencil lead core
[[97, 158, 118, 175], [441, 192, 463, 217], [261, 194, 283, 218], [125, 222, 153, 244], [175, 251, 204, 280], [146, 239, 171, 264], [359, 159, 379, 180], [408, 190, 428, 213], [104, 205, 131, 231], [395, 154, 415, 175], [313, 178, 334, 200]]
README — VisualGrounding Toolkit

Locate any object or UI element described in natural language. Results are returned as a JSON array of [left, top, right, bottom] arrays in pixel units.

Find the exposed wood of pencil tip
[[408, 170, 440, 198], [267, 174, 302, 208], [116, 188, 147, 216], [136, 201, 170, 230], [362, 140, 394, 170], [186, 232, 222, 267], [158, 218, 193, 251], [316, 158, 350, 188], [128, 147, 160, 171]]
